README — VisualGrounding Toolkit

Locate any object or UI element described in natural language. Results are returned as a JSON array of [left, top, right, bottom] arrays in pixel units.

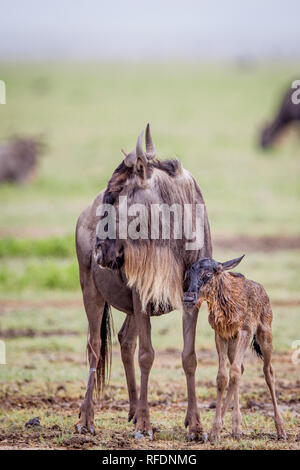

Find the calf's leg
[[221, 330, 251, 436], [257, 324, 287, 440], [118, 315, 138, 422], [209, 333, 228, 443], [227, 336, 244, 439]]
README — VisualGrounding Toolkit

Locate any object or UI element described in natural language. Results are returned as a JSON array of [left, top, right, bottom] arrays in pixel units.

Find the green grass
[[0, 236, 75, 258], [0, 63, 300, 236], [0, 248, 299, 301], [0, 258, 79, 291]]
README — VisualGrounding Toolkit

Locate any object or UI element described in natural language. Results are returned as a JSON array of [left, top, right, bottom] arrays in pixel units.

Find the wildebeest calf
[[183, 255, 286, 443]]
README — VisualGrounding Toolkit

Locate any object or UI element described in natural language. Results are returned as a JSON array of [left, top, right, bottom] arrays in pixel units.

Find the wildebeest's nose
[[95, 236, 101, 249], [182, 292, 198, 305], [96, 252, 103, 265]]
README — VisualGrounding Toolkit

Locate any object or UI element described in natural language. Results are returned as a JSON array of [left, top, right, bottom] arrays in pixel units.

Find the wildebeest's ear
[[122, 149, 137, 168], [222, 255, 245, 271]]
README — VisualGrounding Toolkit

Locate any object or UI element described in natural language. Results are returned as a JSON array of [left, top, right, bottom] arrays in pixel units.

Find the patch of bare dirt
[[0, 327, 80, 339], [0, 298, 83, 314], [62, 435, 97, 449], [271, 299, 300, 307], [1, 296, 300, 318], [0, 393, 82, 410], [0, 430, 62, 449], [214, 234, 300, 252]]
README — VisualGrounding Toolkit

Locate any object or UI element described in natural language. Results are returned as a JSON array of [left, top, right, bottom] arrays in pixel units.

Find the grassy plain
[[0, 63, 299, 449]]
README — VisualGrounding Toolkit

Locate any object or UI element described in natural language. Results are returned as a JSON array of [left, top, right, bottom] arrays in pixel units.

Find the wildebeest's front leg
[[221, 329, 251, 436], [132, 292, 154, 439], [182, 307, 207, 442], [209, 333, 228, 443], [76, 269, 105, 435], [118, 315, 138, 422]]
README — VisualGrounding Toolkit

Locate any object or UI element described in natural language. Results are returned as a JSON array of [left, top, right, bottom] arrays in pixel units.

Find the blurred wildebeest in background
[[260, 83, 300, 148], [0, 137, 44, 184]]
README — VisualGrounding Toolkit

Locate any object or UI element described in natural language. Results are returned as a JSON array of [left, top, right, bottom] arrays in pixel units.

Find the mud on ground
[[0, 349, 299, 450]]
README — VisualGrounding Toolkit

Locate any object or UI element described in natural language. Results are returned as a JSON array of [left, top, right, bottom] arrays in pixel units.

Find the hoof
[[76, 424, 84, 434], [278, 433, 287, 441], [187, 432, 208, 443], [89, 425, 95, 435], [232, 432, 242, 440], [187, 432, 195, 442], [209, 433, 220, 444], [75, 423, 95, 435], [133, 430, 145, 440], [133, 429, 154, 440]]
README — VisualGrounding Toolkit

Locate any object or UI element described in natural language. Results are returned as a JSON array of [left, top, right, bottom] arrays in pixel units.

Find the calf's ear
[[222, 255, 245, 271]]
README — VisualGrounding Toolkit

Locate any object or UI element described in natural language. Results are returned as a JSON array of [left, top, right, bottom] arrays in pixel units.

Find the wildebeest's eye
[[202, 272, 213, 283]]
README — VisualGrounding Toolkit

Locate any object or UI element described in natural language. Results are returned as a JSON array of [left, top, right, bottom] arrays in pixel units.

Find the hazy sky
[[1, 0, 300, 61]]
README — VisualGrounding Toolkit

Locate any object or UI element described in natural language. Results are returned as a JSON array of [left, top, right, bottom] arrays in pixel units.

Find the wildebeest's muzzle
[[95, 236, 124, 270], [182, 291, 198, 310]]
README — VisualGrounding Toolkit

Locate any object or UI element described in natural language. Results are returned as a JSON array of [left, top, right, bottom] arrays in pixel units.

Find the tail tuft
[[251, 334, 263, 359], [96, 302, 113, 399]]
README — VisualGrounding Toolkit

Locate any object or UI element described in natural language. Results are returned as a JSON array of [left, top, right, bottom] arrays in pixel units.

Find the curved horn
[[136, 130, 144, 157], [136, 130, 147, 165], [145, 123, 156, 159]]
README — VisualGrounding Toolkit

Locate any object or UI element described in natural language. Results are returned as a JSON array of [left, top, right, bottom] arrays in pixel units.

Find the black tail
[[251, 333, 263, 359], [96, 302, 113, 399]]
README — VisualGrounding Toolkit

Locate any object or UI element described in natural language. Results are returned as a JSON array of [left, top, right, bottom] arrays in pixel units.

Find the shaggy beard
[[124, 242, 183, 313]]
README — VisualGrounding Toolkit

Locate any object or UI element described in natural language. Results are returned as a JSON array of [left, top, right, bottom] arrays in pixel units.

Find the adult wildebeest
[[260, 83, 300, 148], [75, 124, 212, 440]]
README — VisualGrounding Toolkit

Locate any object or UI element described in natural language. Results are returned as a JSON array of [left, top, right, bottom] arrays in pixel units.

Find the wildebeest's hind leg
[[118, 315, 138, 422], [76, 273, 106, 435], [227, 335, 245, 439], [182, 307, 207, 442], [256, 323, 287, 440]]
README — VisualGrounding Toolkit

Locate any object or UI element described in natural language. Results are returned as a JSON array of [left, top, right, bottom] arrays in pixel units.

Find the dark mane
[[103, 158, 181, 205], [151, 158, 181, 177], [103, 161, 132, 205]]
